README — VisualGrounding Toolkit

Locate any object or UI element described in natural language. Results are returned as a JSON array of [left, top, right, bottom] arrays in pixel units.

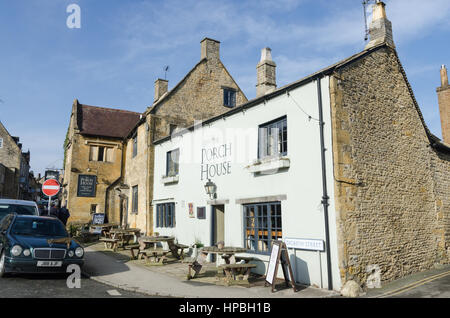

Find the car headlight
[[11, 245, 23, 257], [23, 249, 31, 257], [68, 250, 74, 257], [75, 247, 84, 258]]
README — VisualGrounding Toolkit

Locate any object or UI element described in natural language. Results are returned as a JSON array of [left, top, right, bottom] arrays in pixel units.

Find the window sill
[[162, 175, 179, 184], [245, 157, 290, 173]]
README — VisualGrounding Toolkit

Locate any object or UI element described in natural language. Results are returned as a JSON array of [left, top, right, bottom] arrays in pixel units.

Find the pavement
[[81, 243, 339, 298], [81, 243, 450, 298]]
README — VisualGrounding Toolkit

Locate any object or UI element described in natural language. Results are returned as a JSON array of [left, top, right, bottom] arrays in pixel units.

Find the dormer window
[[223, 87, 236, 108]]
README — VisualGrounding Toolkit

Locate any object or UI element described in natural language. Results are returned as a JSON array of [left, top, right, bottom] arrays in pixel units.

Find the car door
[[0, 215, 13, 253]]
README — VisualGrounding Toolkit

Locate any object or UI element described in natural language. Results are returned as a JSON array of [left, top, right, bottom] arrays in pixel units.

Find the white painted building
[[152, 47, 341, 290]]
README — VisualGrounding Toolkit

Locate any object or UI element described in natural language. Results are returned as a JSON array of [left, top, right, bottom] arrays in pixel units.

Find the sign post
[[42, 179, 61, 214]]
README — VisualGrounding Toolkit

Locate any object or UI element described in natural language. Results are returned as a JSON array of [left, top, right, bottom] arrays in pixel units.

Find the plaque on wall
[[77, 174, 97, 197], [197, 207, 206, 219], [188, 203, 194, 218]]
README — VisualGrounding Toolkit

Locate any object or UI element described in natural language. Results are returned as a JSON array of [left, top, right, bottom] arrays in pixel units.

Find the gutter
[[316, 77, 333, 291]]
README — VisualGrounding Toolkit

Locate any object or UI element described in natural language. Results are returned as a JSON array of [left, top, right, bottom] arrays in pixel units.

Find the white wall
[[153, 76, 341, 290]]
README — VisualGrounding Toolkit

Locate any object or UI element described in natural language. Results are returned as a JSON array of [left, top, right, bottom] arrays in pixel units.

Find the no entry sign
[[42, 179, 60, 197]]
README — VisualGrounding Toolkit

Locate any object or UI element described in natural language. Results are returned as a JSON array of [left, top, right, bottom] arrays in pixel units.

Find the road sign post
[[42, 179, 61, 214]]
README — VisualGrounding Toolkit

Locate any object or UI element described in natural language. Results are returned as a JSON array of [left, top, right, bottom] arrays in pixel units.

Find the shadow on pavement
[[83, 250, 131, 277]]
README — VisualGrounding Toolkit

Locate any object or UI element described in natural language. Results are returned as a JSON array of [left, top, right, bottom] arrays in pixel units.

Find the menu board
[[265, 242, 280, 284], [92, 213, 105, 225], [77, 175, 97, 197], [264, 240, 297, 293]]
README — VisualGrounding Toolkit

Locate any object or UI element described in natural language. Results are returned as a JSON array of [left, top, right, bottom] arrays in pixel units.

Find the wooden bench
[[235, 256, 254, 263], [218, 263, 257, 285], [123, 244, 141, 259], [173, 243, 189, 260], [99, 238, 119, 252], [138, 249, 170, 265], [167, 241, 190, 260]]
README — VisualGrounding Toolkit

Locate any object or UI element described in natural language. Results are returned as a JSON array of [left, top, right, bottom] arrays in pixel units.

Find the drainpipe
[[317, 77, 333, 291]]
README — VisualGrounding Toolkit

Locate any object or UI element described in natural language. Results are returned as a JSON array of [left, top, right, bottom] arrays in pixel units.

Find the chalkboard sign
[[77, 175, 97, 197], [265, 241, 297, 293], [92, 213, 105, 225], [91, 213, 105, 235]]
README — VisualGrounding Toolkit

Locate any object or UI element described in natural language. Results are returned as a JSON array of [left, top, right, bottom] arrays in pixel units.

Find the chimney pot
[[440, 65, 448, 87], [365, 1, 395, 50], [200, 38, 220, 60], [256, 47, 277, 97], [154, 78, 168, 103], [437, 64, 450, 144]]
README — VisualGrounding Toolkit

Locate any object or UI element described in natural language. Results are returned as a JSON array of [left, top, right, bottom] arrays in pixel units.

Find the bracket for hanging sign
[[264, 240, 297, 293]]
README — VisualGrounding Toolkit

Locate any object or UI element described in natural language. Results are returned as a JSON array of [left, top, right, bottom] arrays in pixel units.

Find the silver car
[[0, 199, 39, 221]]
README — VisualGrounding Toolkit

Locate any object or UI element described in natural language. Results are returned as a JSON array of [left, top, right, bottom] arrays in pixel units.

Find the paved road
[[0, 273, 152, 298], [388, 271, 450, 298]]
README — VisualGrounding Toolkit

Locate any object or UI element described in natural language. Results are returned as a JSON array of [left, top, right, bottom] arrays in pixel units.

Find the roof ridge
[[80, 103, 142, 115]]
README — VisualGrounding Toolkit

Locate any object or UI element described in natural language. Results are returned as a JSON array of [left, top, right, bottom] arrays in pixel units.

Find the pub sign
[[77, 174, 97, 197]]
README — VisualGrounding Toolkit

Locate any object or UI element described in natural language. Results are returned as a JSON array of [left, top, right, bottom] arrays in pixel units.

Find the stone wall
[[151, 57, 247, 140], [123, 121, 149, 232], [0, 122, 21, 198], [330, 46, 450, 287], [64, 131, 123, 223]]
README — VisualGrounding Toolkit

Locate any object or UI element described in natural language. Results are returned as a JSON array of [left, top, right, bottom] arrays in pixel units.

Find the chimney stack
[[437, 65, 450, 144], [256, 47, 277, 97], [154, 78, 168, 103], [365, 1, 395, 50], [200, 38, 220, 60]]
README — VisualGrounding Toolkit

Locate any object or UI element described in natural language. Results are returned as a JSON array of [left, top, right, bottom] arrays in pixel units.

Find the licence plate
[[37, 261, 62, 267]]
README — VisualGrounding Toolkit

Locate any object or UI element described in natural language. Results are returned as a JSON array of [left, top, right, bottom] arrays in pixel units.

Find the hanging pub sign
[[265, 240, 297, 293], [77, 175, 97, 197]]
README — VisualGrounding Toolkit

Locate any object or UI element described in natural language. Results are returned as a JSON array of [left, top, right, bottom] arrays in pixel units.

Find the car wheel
[[0, 250, 7, 278]]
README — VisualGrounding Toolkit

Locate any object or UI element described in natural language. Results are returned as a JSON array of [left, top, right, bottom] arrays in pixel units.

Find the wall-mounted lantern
[[204, 179, 217, 200]]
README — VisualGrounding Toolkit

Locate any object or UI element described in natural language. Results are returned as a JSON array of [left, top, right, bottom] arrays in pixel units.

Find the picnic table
[[137, 235, 189, 261], [90, 223, 119, 237], [110, 228, 141, 243], [188, 246, 256, 285], [132, 236, 178, 264]]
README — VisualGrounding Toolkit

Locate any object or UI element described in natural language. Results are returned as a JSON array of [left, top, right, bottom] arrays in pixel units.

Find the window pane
[[258, 117, 287, 159], [98, 147, 105, 161], [244, 202, 282, 253]]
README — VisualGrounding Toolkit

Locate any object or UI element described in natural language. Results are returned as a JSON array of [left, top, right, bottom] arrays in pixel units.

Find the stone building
[[107, 38, 247, 233], [0, 121, 31, 199], [151, 1, 450, 291], [62, 100, 141, 223]]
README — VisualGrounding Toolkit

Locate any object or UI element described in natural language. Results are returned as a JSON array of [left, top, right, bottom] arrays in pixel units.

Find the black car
[[0, 214, 84, 276]]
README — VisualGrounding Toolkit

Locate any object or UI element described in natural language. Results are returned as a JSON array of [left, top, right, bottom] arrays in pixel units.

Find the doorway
[[211, 205, 225, 262], [212, 205, 225, 244], [120, 197, 128, 228]]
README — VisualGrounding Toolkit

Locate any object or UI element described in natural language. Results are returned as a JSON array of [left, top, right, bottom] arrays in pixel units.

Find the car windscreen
[[10, 218, 68, 237], [0, 204, 37, 220]]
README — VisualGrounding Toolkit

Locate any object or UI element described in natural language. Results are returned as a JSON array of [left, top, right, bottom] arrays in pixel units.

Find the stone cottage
[[62, 100, 142, 223]]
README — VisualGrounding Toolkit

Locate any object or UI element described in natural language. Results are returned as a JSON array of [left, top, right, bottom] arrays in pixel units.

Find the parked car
[[0, 199, 39, 221], [0, 214, 84, 276]]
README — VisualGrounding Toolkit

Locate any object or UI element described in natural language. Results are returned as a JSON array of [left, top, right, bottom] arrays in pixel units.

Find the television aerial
[[164, 65, 169, 80], [362, 0, 378, 41]]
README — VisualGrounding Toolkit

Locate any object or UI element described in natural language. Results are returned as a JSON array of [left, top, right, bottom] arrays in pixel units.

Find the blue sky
[[0, 0, 449, 175]]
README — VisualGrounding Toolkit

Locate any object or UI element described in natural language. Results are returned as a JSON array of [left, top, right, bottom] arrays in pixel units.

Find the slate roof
[[77, 104, 142, 139]]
